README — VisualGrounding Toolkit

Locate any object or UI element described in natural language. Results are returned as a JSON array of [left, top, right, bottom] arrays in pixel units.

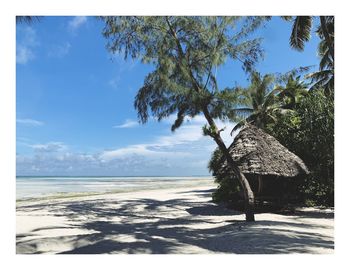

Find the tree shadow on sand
[[16, 188, 334, 254]]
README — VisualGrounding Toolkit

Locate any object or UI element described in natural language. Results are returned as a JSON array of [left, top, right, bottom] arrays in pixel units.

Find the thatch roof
[[225, 124, 309, 177]]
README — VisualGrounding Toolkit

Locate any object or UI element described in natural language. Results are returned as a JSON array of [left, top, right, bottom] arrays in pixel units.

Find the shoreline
[[16, 176, 214, 202], [16, 184, 334, 254], [16, 183, 213, 205]]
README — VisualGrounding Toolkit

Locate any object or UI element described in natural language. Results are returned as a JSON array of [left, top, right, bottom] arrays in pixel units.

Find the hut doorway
[[245, 174, 285, 208]]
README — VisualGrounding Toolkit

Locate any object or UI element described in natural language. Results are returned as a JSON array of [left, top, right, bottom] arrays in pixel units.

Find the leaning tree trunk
[[164, 17, 255, 221], [203, 108, 255, 222], [214, 134, 255, 222]]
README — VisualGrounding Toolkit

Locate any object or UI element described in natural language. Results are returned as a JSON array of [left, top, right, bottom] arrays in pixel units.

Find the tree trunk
[[224, 148, 255, 222], [203, 108, 255, 222], [165, 17, 255, 221]]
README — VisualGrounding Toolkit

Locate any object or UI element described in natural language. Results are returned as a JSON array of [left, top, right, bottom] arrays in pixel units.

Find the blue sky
[[16, 16, 321, 176]]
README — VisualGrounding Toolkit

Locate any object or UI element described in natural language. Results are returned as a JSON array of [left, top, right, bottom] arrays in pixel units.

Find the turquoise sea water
[[16, 176, 214, 201]]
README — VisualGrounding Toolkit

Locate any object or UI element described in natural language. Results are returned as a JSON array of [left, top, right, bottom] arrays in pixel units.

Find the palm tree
[[285, 16, 333, 56], [276, 75, 309, 110], [306, 17, 334, 94], [231, 72, 309, 134], [283, 16, 334, 94], [231, 72, 280, 132]]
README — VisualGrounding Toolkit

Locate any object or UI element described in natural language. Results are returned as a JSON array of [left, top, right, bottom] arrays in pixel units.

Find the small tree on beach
[[101, 16, 267, 221]]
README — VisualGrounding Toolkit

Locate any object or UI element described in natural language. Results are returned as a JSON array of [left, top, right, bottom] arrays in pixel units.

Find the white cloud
[[100, 145, 151, 160], [99, 144, 190, 161], [16, 45, 35, 64], [68, 16, 88, 32], [108, 77, 120, 89], [16, 118, 44, 126], [161, 114, 236, 146], [48, 42, 71, 58], [163, 114, 207, 126], [19, 26, 37, 45], [107, 57, 137, 89], [106, 114, 237, 161], [103, 116, 212, 162], [154, 125, 205, 148], [16, 26, 38, 65], [16, 114, 239, 176], [113, 119, 139, 129], [31, 142, 67, 153], [17, 144, 204, 176]]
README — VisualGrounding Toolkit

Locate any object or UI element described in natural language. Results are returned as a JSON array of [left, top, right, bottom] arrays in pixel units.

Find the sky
[[16, 16, 321, 176]]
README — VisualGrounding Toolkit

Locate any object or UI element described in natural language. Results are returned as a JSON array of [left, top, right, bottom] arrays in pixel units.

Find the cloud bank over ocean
[[16, 115, 236, 176]]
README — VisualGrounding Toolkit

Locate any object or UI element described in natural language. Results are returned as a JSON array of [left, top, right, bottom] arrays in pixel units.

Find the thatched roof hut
[[226, 124, 309, 177]]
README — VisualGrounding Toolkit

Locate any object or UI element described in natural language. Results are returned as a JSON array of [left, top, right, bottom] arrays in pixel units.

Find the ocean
[[16, 176, 214, 201]]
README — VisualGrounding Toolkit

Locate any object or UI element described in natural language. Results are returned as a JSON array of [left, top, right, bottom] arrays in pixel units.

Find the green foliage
[[101, 16, 268, 220], [209, 88, 334, 207], [283, 16, 334, 95], [101, 16, 334, 208], [209, 87, 251, 121], [212, 176, 241, 204], [208, 148, 241, 203], [307, 16, 334, 95], [202, 124, 217, 138], [233, 73, 309, 132], [266, 89, 334, 206], [101, 16, 266, 130], [211, 74, 309, 205], [289, 16, 313, 51], [232, 71, 282, 131], [275, 75, 309, 109]]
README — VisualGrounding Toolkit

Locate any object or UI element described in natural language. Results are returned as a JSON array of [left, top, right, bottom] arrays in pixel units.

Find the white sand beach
[[16, 184, 334, 254]]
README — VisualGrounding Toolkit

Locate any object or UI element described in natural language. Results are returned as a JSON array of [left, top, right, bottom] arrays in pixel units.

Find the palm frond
[[308, 70, 334, 94], [230, 119, 249, 135], [290, 16, 313, 51], [306, 69, 333, 82], [263, 88, 280, 109], [16, 16, 42, 24], [274, 66, 313, 84], [281, 16, 293, 21]]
